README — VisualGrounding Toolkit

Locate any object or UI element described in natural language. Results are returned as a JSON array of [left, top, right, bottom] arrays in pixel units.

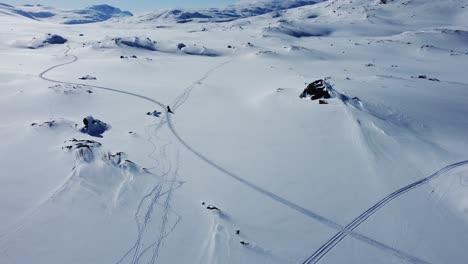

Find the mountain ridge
[[0, 3, 133, 24]]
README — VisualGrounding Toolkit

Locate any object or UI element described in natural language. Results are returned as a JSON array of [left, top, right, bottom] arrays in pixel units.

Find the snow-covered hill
[[0, 3, 132, 24], [1, 0, 468, 264]]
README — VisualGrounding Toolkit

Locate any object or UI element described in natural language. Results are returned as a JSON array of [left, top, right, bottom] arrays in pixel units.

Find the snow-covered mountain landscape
[[1, 0, 468, 263], [0, 3, 132, 24]]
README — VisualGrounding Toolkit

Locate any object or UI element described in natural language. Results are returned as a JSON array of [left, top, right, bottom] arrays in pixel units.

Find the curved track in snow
[[39, 46, 166, 109], [303, 160, 468, 264], [37, 46, 432, 264]]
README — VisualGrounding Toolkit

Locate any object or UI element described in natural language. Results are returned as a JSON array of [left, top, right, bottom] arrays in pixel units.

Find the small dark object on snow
[[79, 75, 97, 80], [131, 55, 137, 58], [79, 34, 84, 36], [167, 106, 174, 114], [240, 241, 249, 246], [236, 230, 240, 235], [300, 80, 332, 101], [147, 110, 162, 117], [319, 100, 328, 105], [177, 43, 186, 50], [202, 202, 206, 205], [227, 45, 232, 49], [365, 63, 375, 67], [206, 205, 220, 211], [411, 75, 439, 81]]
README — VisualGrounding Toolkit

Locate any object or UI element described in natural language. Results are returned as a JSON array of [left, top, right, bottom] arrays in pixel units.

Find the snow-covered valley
[[1, 0, 468, 263]]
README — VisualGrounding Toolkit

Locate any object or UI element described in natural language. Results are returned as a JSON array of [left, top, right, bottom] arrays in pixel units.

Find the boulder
[[300, 79, 332, 101], [43, 34, 67, 44], [81, 116, 109, 137]]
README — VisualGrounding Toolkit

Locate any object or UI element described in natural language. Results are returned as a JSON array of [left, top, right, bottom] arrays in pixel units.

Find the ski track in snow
[[148, 161, 180, 264], [171, 59, 232, 112], [35, 46, 435, 264], [303, 160, 468, 264]]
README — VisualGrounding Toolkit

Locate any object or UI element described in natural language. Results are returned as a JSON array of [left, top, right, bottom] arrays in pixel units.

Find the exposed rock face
[[300, 79, 332, 100], [63, 139, 102, 163], [43, 34, 67, 44], [147, 110, 162, 117], [411, 75, 441, 82], [79, 75, 97, 80], [114, 37, 157, 51], [49, 84, 93, 94], [81, 116, 109, 137]]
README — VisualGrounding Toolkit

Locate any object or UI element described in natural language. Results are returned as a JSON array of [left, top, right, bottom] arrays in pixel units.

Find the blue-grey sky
[[0, 0, 240, 11]]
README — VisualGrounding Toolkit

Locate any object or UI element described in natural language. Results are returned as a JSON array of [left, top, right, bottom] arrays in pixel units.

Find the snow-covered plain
[[1, 0, 468, 263]]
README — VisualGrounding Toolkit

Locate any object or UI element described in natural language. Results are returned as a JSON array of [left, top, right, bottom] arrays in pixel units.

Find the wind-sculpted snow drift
[[93, 36, 222, 57], [12, 34, 67, 49]]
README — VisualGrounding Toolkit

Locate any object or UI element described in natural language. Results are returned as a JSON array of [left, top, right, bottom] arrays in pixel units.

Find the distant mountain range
[[0, 0, 324, 24], [133, 0, 324, 24], [0, 3, 133, 24]]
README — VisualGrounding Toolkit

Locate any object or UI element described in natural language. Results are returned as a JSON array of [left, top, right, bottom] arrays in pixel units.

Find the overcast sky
[[0, 0, 239, 11]]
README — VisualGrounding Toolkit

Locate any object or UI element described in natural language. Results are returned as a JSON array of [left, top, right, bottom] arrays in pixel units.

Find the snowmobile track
[[303, 160, 468, 264], [36, 46, 432, 264]]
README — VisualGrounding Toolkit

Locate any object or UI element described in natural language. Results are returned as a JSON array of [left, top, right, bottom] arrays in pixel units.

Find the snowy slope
[[1, 0, 468, 264]]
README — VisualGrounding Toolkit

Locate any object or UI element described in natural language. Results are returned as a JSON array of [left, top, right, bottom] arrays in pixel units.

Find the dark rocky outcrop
[[300, 79, 332, 101], [43, 34, 67, 44], [177, 43, 186, 50], [49, 84, 93, 94], [147, 110, 162, 117], [79, 75, 97, 80], [206, 205, 220, 211], [81, 116, 109, 137], [63, 138, 102, 162], [411, 75, 441, 82]]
